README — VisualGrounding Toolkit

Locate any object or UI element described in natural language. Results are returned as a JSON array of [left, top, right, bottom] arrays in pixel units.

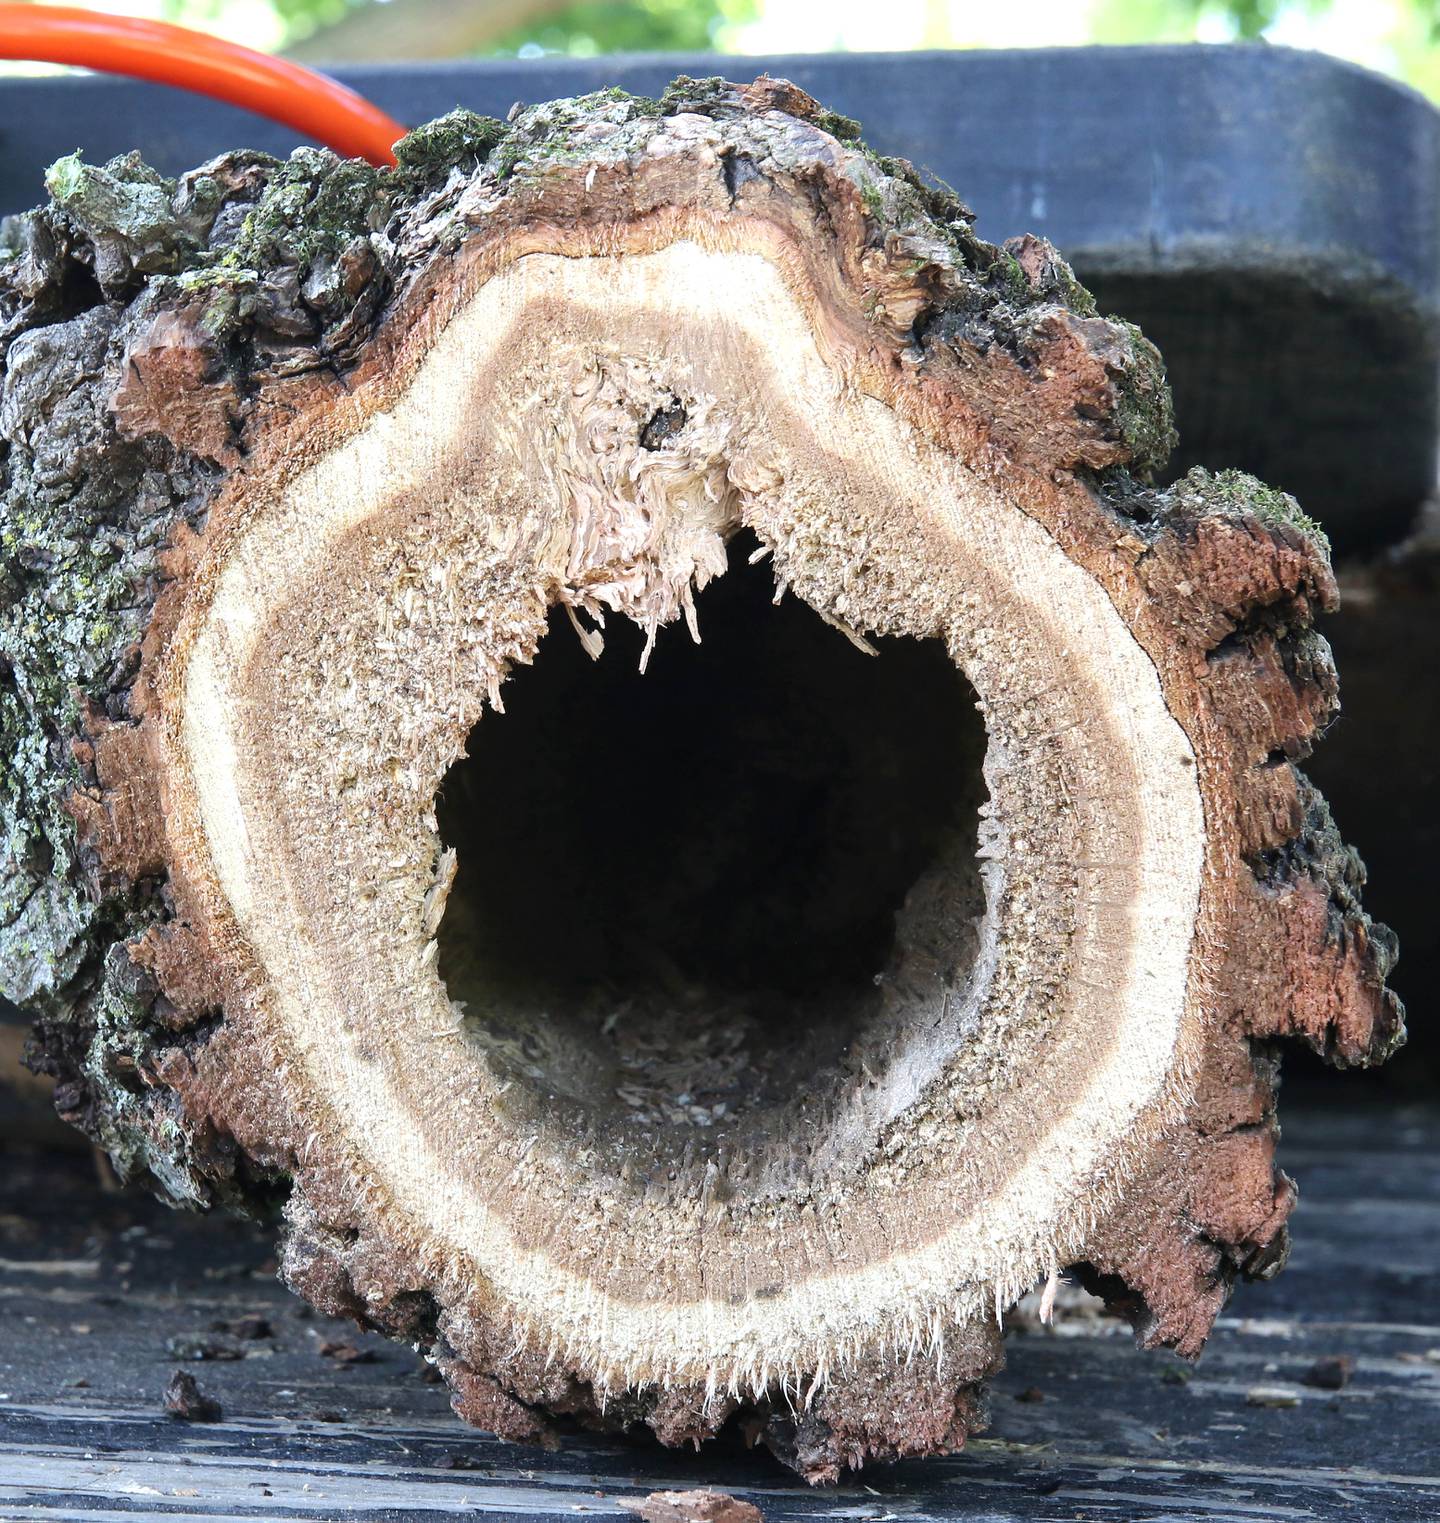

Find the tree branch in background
[[284, 0, 586, 63]]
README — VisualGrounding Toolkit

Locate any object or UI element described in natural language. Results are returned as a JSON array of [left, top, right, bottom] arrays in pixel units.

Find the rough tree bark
[[0, 78, 1402, 1481]]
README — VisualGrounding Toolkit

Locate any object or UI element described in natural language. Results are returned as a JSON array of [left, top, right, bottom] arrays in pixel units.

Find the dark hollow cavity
[[436, 534, 988, 1174]]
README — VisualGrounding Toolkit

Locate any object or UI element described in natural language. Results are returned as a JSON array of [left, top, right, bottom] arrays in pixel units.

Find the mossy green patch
[[394, 110, 510, 182], [1182, 466, 1329, 549], [810, 106, 863, 143], [1110, 321, 1177, 479], [226, 150, 379, 271]]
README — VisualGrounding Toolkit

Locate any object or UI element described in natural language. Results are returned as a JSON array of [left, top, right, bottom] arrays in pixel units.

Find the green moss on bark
[[1110, 320, 1178, 479], [1150, 466, 1330, 551], [394, 110, 509, 182]]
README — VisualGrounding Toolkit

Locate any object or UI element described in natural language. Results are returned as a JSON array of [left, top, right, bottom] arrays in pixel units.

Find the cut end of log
[[0, 76, 1401, 1481]]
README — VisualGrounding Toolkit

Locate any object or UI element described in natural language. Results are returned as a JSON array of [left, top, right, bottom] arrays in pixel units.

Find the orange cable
[[0, 5, 405, 166]]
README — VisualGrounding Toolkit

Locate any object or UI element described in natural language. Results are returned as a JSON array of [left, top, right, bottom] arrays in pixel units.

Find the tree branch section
[[0, 79, 1401, 1481]]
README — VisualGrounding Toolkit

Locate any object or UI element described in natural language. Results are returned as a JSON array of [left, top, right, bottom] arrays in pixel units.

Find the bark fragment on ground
[[620, 1491, 763, 1523], [163, 1369, 222, 1422], [0, 76, 1401, 1481]]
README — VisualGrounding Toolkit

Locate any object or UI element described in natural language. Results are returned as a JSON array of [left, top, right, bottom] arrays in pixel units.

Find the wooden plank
[[1, 1103, 1436, 1521]]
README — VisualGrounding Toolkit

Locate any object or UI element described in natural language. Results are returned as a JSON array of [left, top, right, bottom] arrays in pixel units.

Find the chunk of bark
[[1303, 1354, 1355, 1390], [163, 1369, 222, 1422], [620, 1490, 763, 1523]]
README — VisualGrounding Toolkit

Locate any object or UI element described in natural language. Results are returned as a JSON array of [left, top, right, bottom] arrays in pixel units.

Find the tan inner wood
[[156, 237, 1206, 1391]]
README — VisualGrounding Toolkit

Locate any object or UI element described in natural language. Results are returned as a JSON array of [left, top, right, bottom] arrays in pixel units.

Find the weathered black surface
[[2, 45, 1437, 553], [1, 1098, 1436, 1520]]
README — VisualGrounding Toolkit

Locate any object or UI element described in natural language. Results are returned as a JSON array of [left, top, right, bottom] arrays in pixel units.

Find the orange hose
[[0, 5, 406, 166]]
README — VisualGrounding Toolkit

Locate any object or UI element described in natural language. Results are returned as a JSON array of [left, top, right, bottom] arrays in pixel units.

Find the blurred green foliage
[[1152, 0, 1440, 43], [485, 0, 759, 56]]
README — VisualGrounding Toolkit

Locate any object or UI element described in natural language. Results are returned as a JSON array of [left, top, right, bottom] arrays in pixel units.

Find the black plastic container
[[4, 44, 1439, 549]]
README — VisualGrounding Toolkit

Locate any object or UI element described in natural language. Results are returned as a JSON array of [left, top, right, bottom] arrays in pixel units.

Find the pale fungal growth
[[2, 77, 1401, 1480]]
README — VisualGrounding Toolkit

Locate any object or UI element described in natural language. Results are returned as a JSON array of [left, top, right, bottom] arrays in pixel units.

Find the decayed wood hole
[[435, 539, 988, 1167], [2, 77, 1400, 1482]]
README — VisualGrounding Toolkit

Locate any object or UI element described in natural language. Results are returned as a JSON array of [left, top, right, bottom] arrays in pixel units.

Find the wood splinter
[[1, 76, 1401, 1481]]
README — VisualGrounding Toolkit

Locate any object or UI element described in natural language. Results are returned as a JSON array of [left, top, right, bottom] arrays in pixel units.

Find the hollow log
[[0, 77, 1402, 1480]]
